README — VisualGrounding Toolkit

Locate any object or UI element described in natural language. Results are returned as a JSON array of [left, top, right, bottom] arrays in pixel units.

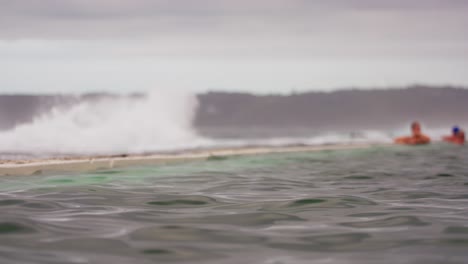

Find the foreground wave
[[0, 145, 467, 263]]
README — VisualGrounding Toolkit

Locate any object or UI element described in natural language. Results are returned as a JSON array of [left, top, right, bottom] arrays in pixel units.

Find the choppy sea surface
[[0, 144, 467, 264]]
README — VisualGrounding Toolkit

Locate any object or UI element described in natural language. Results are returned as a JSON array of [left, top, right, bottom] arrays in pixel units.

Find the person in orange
[[442, 126, 465, 145], [394, 121, 431, 145]]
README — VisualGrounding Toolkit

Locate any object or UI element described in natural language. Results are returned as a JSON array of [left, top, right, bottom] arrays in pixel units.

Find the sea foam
[[0, 90, 204, 155]]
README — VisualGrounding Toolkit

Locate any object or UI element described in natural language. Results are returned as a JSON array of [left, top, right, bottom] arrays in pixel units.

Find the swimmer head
[[411, 121, 421, 135]]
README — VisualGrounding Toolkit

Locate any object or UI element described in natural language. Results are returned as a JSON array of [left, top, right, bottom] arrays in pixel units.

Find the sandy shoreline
[[0, 143, 385, 176]]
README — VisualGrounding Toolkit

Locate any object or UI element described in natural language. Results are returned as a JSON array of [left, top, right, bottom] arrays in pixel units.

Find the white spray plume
[[0, 90, 204, 155]]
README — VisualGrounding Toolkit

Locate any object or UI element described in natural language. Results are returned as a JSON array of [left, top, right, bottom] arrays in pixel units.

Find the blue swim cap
[[453, 126, 460, 134]]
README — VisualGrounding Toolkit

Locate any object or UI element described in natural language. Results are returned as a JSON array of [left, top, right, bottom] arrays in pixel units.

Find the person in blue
[[442, 126, 465, 145]]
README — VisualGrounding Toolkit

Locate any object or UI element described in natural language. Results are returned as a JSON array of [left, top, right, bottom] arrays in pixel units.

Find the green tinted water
[[0, 145, 467, 264]]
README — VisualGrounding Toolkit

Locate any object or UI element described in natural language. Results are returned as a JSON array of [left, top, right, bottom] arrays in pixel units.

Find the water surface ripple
[[0, 145, 467, 263]]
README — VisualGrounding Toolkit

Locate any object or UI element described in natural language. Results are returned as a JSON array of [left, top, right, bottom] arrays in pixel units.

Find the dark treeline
[[195, 86, 468, 130]]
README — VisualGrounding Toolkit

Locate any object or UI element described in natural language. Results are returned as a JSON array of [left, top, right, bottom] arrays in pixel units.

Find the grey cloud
[[0, 1, 314, 40], [0, 0, 320, 19], [329, 0, 468, 10], [3, 0, 468, 20], [0, 0, 467, 60], [1, 0, 467, 94], [0, 1, 466, 34]]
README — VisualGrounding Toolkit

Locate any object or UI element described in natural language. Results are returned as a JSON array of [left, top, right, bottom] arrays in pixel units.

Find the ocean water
[[0, 144, 467, 264], [1, 91, 456, 160]]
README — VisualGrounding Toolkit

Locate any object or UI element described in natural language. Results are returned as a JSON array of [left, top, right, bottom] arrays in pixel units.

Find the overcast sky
[[1, 0, 468, 94]]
